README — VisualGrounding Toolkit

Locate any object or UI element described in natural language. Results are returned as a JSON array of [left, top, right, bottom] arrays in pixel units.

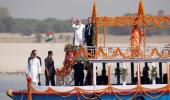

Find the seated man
[[141, 76, 151, 84], [141, 65, 151, 84], [97, 70, 108, 85], [163, 73, 167, 84], [133, 71, 142, 84]]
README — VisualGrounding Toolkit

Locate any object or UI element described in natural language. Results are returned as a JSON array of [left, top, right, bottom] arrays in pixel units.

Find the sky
[[0, 0, 170, 20]]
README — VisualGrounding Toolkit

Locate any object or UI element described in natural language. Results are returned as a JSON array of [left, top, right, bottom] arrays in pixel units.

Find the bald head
[[76, 19, 81, 25]]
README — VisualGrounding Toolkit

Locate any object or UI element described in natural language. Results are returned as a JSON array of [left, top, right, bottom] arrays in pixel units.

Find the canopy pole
[[117, 63, 120, 84], [108, 64, 111, 85], [137, 63, 141, 86], [93, 63, 97, 87], [168, 63, 170, 85], [159, 62, 163, 84], [131, 62, 134, 84], [104, 18, 106, 47], [27, 77, 32, 100]]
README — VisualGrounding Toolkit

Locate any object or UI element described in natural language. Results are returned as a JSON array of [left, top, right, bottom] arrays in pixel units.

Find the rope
[[143, 89, 166, 99]]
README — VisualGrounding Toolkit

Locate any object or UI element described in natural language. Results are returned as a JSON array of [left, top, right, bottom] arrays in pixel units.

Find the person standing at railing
[[71, 18, 85, 46], [84, 17, 94, 47], [73, 61, 85, 86]]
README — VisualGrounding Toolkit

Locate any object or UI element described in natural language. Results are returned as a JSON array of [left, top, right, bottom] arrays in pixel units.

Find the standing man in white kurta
[[72, 18, 85, 46], [27, 50, 41, 85]]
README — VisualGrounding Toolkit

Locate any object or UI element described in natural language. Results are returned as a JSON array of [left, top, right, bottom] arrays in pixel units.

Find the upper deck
[[74, 44, 170, 63]]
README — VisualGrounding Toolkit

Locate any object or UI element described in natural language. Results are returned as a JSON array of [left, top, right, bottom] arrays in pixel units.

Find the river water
[[0, 74, 47, 100]]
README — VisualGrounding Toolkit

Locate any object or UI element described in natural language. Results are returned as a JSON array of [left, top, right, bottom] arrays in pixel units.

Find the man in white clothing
[[72, 18, 85, 46], [27, 50, 41, 85]]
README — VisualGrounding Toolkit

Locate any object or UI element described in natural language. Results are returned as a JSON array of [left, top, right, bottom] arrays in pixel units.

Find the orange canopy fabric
[[138, 0, 145, 16]]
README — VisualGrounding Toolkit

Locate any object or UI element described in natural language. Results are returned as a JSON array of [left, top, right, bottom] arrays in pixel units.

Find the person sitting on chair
[[163, 73, 167, 84], [134, 71, 142, 84], [97, 70, 108, 85]]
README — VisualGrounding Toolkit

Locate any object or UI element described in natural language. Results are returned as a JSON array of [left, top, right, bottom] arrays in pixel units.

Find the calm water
[[0, 74, 47, 100], [0, 73, 132, 100]]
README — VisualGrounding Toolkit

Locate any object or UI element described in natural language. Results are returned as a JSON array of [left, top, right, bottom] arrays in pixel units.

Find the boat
[[7, 0, 170, 100]]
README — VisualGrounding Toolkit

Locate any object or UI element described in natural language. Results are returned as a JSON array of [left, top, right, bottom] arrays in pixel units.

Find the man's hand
[[84, 40, 87, 45], [46, 69, 50, 77], [47, 71, 50, 77]]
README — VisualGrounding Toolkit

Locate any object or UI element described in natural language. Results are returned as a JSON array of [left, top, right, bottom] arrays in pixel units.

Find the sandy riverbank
[[0, 34, 169, 73]]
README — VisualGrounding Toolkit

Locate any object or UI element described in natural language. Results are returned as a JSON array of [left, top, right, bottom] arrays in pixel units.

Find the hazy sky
[[0, 0, 170, 20]]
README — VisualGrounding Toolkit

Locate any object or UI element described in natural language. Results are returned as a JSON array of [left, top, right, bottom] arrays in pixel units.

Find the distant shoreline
[[0, 72, 48, 75], [0, 72, 26, 75], [0, 33, 170, 43]]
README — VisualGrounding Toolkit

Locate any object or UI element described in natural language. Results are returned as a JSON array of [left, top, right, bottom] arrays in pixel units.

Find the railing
[[82, 44, 170, 60], [56, 44, 170, 85]]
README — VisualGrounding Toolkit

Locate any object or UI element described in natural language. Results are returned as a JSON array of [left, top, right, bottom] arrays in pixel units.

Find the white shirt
[[72, 23, 85, 46], [27, 57, 41, 84]]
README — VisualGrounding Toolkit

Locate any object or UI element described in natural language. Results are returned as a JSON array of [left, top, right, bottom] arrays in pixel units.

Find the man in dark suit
[[73, 61, 85, 86], [84, 17, 94, 47], [84, 17, 95, 59]]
